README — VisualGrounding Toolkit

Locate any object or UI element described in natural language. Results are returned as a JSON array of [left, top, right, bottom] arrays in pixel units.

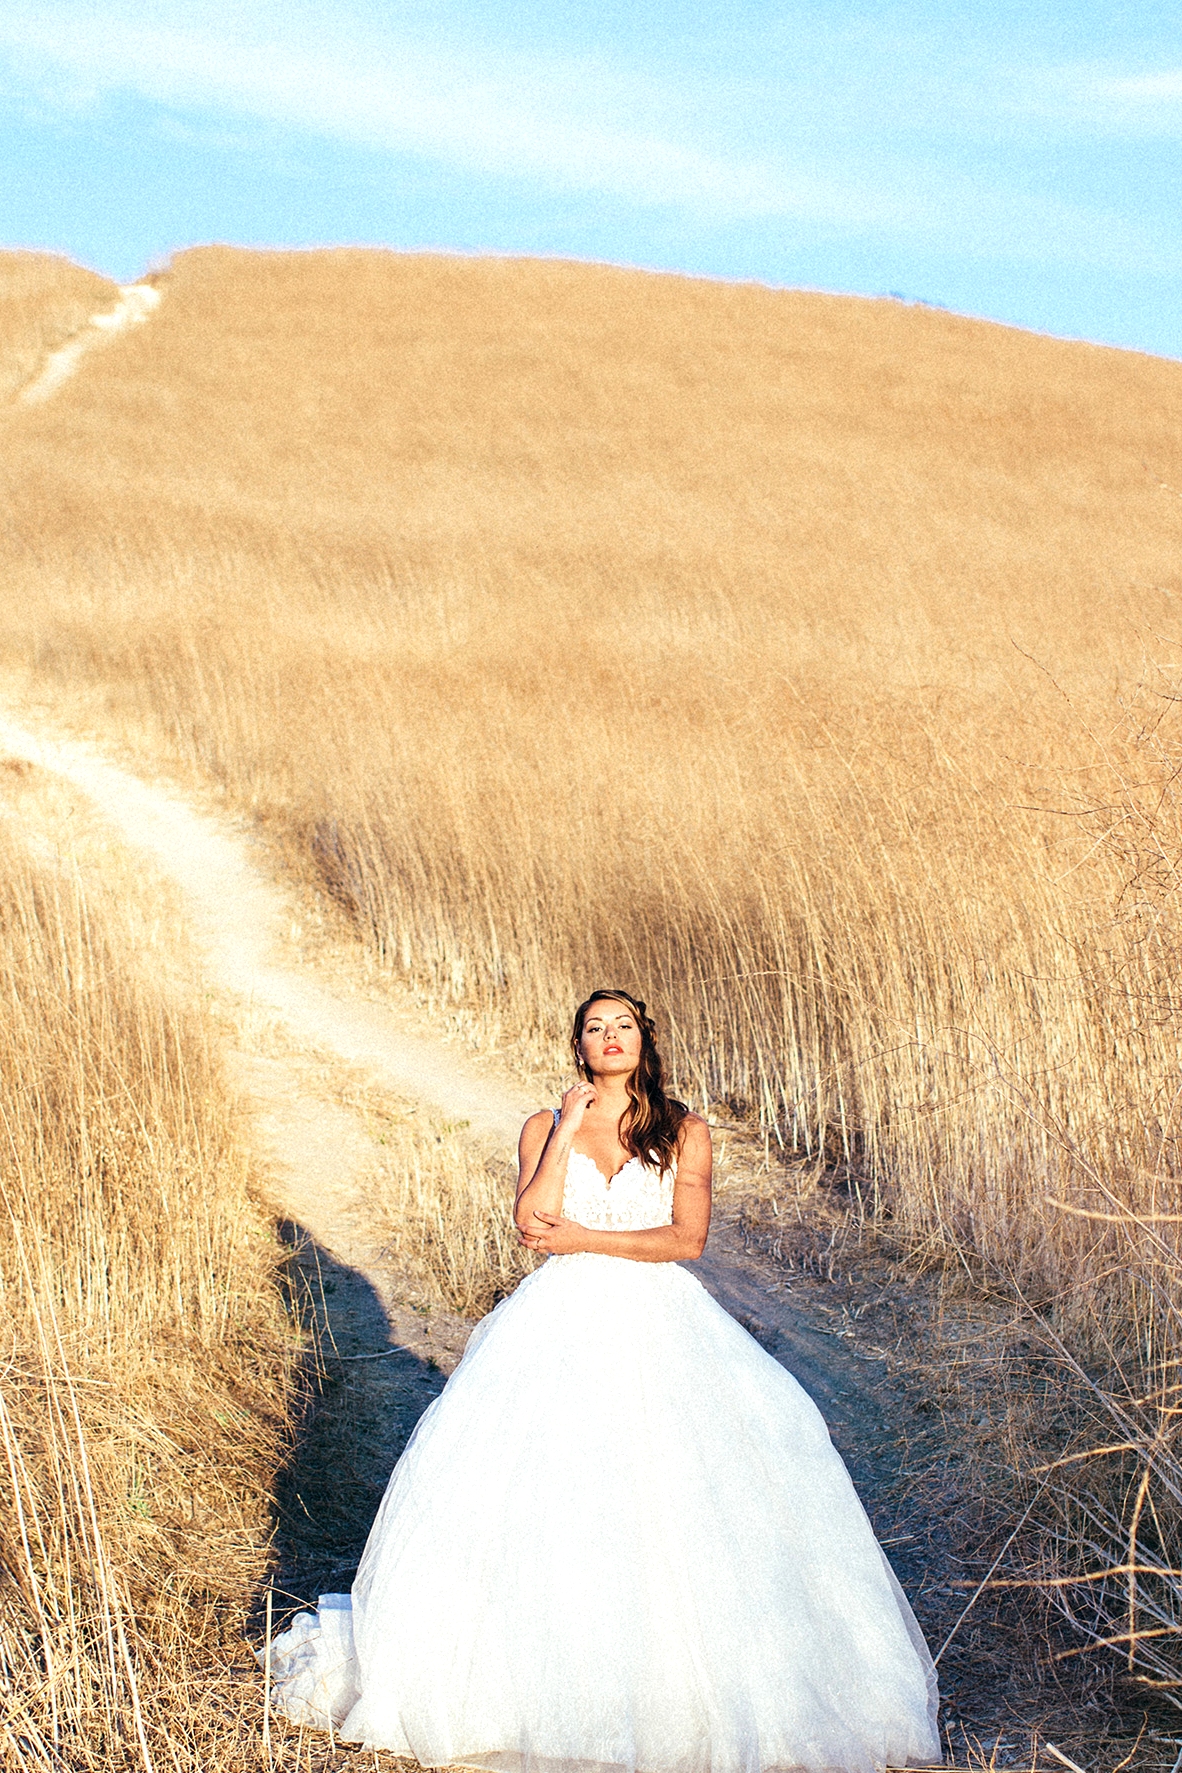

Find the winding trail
[[0, 714, 891, 1401], [0, 710, 901, 1438], [0, 716, 530, 1148], [18, 283, 161, 406], [0, 712, 541, 1409]]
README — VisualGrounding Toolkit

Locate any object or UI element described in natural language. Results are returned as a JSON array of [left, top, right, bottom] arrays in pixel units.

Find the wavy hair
[[570, 989, 688, 1175]]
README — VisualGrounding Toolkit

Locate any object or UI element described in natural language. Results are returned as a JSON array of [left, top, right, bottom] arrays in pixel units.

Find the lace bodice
[[561, 1148, 675, 1232]]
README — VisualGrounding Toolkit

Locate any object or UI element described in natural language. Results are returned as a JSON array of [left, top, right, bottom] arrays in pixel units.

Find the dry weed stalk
[[995, 1187, 1182, 1706]]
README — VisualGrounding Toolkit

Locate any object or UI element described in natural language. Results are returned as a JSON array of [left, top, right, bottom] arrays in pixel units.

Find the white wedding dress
[[265, 1143, 940, 1773]]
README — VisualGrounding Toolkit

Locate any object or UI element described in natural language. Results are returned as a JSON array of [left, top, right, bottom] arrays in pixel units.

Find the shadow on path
[[265, 1221, 450, 1622]]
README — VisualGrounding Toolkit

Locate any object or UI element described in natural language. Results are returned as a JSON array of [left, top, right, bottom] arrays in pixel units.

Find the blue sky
[[2, 1, 1181, 357]]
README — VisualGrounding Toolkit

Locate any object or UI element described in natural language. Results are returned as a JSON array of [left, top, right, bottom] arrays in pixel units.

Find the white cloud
[[1094, 70, 1182, 102], [0, 6, 907, 227], [1030, 61, 1182, 125]]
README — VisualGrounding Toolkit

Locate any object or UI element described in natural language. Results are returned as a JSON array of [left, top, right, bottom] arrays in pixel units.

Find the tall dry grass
[[0, 253, 115, 402], [4, 245, 1182, 1687], [341, 1088, 534, 1318], [0, 766, 296, 1770]]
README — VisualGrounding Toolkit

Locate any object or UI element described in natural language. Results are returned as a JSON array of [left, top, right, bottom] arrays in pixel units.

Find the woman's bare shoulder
[[519, 1107, 556, 1147], [677, 1111, 713, 1152], [678, 1109, 711, 1132]]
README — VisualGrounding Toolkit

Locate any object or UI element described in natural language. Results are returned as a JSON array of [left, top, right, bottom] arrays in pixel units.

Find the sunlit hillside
[[6, 239, 1182, 1694]]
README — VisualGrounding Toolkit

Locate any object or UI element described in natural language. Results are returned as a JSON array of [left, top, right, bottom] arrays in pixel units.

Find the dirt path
[[0, 716, 532, 1148], [17, 282, 162, 405], [0, 711, 1100, 1767]]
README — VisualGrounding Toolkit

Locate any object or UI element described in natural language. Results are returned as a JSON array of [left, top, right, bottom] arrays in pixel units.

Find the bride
[[265, 988, 940, 1772]]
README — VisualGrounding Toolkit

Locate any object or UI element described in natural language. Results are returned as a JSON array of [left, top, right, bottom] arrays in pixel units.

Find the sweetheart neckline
[[567, 1148, 643, 1190]]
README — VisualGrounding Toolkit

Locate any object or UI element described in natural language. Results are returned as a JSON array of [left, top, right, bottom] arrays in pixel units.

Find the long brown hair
[[570, 989, 688, 1174]]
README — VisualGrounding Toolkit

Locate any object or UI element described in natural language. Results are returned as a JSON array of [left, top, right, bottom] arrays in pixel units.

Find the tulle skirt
[[266, 1253, 940, 1773]]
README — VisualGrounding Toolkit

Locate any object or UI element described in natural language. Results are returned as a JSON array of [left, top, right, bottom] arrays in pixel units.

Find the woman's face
[[578, 1000, 644, 1080]]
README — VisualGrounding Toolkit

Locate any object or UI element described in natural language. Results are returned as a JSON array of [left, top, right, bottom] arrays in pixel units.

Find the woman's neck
[[587, 1073, 632, 1118]]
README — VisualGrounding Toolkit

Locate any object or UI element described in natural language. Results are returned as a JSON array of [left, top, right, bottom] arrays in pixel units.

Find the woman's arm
[[523, 1115, 712, 1264], [514, 1084, 596, 1233]]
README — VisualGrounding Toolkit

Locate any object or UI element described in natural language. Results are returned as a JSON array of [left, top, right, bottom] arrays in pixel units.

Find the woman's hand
[[518, 1210, 586, 1256], [558, 1080, 596, 1128]]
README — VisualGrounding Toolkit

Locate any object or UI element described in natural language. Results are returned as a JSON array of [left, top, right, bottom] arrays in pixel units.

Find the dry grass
[[4, 244, 1182, 1695], [343, 1087, 536, 1319], [0, 253, 115, 402], [0, 764, 297, 1770]]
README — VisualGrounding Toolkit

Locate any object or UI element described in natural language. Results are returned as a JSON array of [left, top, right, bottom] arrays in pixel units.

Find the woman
[[266, 989, 940, 1772]]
